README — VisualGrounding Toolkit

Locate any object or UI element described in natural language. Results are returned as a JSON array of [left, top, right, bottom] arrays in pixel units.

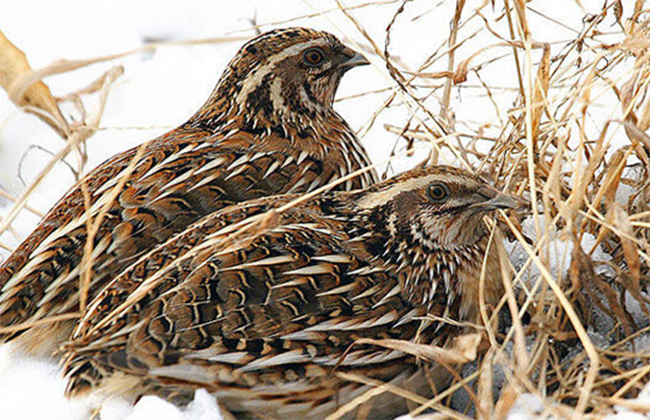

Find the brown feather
[[64, 165, 515, 419], [0, 28, 377, 354]]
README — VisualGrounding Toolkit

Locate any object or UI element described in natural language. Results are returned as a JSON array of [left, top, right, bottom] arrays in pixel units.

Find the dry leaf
[[613, 0, 623, 26], [609, 204, 641, 283], [601, 204, 650, 322], [531, 44, 550, 142], [599, 148, 628, 207], [0, 29, 68, 136], [354, 333, 481, 365], [636, 67, 650, 131], [477, 353, 495, 419], [569, 239, 634, 334], [621, 120, 650, 156], [494, 383, 520, 420]]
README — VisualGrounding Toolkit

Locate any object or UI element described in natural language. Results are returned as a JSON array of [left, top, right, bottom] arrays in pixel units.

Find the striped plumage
[[64, 165, 516, 419], [0, 28, 378, 353]]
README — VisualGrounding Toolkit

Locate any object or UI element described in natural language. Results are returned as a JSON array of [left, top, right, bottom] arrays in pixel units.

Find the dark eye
[[427, 183, 449, 203], [303, 47, 325, 67]]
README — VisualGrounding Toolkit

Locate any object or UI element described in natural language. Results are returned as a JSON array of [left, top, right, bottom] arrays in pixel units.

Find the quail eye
[[303, 47, 325, 67], [427, 183, 449, 203]]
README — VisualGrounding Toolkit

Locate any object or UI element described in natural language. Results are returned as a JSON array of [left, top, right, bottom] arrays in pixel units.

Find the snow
[[0, 0, 647, 419], [0, 344, 89, 419], [505, 216, 614, 283], [507, 394, 553, 420], [506, 381, 650, 420], [606, 383, 650, 419], [0, 342, 226, 420]]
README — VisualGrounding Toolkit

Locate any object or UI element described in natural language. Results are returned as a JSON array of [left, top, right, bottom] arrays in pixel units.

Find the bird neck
[[382, 226, 487, 313], [332, 198, 494, 316]]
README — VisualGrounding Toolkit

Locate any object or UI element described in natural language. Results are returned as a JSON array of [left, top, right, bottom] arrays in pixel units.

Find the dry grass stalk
[[0, 28, 124, 332], [78, 141, 148, 314], [352, 334, 482, 366]]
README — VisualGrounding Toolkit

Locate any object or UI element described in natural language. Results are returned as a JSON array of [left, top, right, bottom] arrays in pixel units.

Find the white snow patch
[[605, 382, 650, 419], [0, 344, 89, 420], [0, 344, 223, 420], [507, 394, 554, 420], [119, 390, 222, 420], [506, 215, 613, 285]]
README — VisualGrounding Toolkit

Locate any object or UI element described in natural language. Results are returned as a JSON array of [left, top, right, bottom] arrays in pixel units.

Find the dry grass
[[334, 1, 650, 419], [326, 0, 650, 418], [1, 0, 650, 419]]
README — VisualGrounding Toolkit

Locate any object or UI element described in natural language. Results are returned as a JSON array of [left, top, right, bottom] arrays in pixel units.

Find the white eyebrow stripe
[[235, 40, 329, 106], [355, 173, 471, 209]]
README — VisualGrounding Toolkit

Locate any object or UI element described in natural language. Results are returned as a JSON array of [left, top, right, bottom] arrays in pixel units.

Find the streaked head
[[194, 28, 369, 129], [356, 166, 517, 250]]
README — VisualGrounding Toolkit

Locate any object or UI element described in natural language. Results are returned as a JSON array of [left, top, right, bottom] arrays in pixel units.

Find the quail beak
[[472, 186, 521, 211], [480, 192, 520, 211], [338, 48, 370, 71]]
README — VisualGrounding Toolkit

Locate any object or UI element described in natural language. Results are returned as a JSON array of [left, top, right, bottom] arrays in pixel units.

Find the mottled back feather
[[64, 166, 515, 419], [0, 28, 378, 353]]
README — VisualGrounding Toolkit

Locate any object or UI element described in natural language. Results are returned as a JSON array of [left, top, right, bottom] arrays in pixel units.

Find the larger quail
[[64, 165, 516, 419], [0, 28, 378, 353]]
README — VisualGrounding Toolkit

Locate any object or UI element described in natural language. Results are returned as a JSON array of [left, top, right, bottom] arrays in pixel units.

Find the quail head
[[64, 165, 517, 419], [0, 28, 378, 354]]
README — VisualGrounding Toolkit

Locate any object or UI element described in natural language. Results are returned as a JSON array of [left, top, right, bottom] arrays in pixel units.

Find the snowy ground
[[0, 1, 647, 419]]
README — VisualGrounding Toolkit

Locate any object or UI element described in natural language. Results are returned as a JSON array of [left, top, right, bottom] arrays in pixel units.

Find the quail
[[0, 28, 378, 353], [64, 165, 517, 419]]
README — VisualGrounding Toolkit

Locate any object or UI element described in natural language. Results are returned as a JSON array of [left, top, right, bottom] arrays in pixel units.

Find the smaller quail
[[64, 165, 516, 419]]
